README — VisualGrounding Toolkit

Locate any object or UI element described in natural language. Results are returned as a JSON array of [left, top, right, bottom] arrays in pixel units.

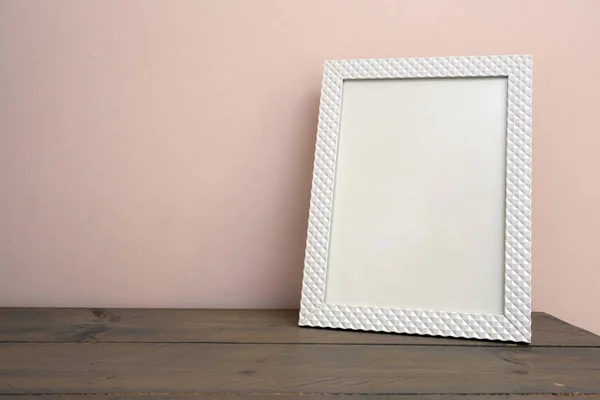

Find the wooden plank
[[0, 309, 598, 346], [1, 343, 599, 395], [2, 397, 600, 400]]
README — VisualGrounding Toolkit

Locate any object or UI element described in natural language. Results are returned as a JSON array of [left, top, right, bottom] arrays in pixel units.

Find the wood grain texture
[[2, 397, 600, 400], [1, 309, 599, 346], [1, 343, 600, 395]]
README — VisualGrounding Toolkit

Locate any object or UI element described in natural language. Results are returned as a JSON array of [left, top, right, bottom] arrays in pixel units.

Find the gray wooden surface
[[0, 309, 599, 398], [2, 397, 600, 400]]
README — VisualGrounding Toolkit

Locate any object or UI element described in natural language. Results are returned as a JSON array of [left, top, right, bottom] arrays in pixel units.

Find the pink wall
[[1, 0, 599, 334]]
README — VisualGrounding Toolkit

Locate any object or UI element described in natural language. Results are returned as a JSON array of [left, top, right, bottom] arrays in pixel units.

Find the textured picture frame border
[[299, 55, 532, 342]]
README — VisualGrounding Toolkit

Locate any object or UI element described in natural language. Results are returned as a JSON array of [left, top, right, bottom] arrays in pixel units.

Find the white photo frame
[[299, 55, 532, 342]]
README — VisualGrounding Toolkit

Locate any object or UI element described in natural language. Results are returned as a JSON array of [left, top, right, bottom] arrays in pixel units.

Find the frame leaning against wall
[[299, 55, 532, 342]]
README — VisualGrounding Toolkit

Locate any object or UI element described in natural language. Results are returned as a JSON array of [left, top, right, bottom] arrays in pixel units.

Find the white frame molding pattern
[[299, 55, 532, 342]]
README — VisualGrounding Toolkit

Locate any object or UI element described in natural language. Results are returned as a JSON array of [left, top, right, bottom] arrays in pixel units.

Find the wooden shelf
[[1, 309, 599, 398]]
